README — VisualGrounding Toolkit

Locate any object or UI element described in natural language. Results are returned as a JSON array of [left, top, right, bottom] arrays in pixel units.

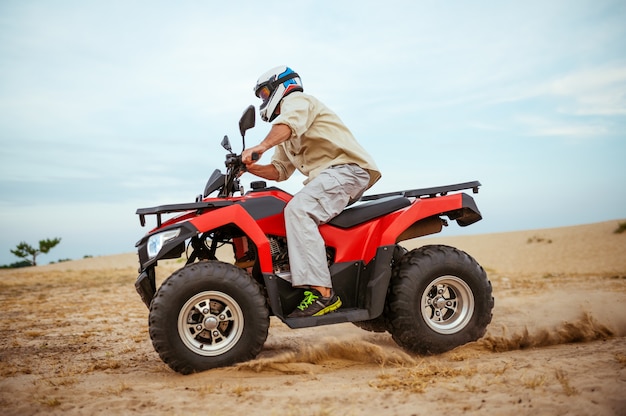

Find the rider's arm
[[242, 123, 292, 165], [246, 163, 280, 181]]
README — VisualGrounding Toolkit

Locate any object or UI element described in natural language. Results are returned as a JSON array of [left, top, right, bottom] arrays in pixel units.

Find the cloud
[[548, 65, 626, 116], [515, 115, 611, 138], [493, 64, 626, 138]]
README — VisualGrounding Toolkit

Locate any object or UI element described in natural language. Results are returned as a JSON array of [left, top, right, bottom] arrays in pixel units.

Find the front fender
[[189, 204, 273, 273]]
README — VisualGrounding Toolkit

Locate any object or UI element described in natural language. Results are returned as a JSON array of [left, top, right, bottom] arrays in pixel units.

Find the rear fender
[[189, 204, 273, 273], [381, 193, 481, 245]]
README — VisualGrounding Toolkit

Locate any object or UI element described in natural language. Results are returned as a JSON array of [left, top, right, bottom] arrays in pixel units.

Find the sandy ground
[[1, 219, 625, 415]]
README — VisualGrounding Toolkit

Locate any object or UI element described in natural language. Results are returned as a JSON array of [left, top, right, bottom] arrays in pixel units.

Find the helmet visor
[[256, 85, 271, 102]]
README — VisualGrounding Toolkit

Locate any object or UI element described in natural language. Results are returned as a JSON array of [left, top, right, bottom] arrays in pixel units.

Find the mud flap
[[135, 270, 156, 308]]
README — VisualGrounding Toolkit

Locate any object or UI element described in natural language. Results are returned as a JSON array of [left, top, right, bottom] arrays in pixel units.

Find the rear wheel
[[352, 315, 389, 333], [388, 245, 493, 354], [149, 261, 269, 374]]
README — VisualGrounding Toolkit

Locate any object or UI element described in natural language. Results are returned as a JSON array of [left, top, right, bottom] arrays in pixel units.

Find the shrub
[[614, 222, 626, 234]]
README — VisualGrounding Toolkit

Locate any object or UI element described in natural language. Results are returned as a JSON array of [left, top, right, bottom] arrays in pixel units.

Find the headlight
[[147, 229, 181, 258]]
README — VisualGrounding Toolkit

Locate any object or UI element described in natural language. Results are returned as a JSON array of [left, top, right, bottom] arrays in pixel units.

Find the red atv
[[134, 106, 494, 374]]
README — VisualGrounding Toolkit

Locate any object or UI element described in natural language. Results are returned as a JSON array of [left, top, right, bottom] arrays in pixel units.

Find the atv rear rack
[[360, 180, 480, 201]]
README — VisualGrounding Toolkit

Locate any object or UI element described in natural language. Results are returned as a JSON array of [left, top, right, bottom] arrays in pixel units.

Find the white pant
[[284, 164, 370, 288]]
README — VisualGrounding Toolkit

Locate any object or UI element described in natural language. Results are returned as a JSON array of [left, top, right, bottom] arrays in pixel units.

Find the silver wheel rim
[[177, 291, 244, 356], [420, 276, 474, 334]]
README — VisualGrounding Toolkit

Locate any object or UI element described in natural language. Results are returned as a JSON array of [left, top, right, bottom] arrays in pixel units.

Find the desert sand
[[1, 219, 625, 415]]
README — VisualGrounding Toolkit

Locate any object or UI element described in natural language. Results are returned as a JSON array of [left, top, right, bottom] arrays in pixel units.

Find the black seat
[[328, 196, 411, 229]]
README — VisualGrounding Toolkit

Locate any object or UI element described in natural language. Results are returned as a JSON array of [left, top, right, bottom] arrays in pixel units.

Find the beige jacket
[[270, 92, 381, 189]]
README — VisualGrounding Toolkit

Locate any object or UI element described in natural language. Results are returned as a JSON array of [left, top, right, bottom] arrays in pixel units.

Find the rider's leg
[[285, 165, 370, 290]]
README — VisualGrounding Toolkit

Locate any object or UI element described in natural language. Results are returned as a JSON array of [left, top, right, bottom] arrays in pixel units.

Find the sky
[[1, 0, 625, 265]]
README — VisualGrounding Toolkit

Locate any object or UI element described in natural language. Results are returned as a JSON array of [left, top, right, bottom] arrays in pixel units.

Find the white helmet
[[254, 66, 303, 122]]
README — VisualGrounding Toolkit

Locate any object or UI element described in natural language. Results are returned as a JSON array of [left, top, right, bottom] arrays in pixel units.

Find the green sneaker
[[288, 289, 342, 318]]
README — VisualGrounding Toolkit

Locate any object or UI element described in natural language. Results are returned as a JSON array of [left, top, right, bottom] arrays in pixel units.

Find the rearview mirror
[[239, 105, 256, 138], [221, 135, 232, 152]]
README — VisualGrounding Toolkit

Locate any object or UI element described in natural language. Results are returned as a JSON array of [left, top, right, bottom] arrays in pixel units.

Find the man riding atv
[[242, 65, 381, 318]]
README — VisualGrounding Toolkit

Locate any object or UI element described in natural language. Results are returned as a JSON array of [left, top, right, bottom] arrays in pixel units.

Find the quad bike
[[134, 105, 494, 375]]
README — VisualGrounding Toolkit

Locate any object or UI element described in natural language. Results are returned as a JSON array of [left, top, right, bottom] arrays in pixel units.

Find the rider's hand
[[242, 145, 265, 166]]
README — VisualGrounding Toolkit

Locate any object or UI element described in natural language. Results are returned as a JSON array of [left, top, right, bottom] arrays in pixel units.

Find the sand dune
[[1, 219, 625, 415]]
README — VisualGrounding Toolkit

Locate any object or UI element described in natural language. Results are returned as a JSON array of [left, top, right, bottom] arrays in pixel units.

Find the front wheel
[[149, 261, 269, 374], [388, 245, 493, 354]]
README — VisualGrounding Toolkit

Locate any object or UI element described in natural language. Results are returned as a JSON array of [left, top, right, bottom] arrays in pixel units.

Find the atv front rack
[[360, 180, 480, 201], [136, 201, 234, 227]]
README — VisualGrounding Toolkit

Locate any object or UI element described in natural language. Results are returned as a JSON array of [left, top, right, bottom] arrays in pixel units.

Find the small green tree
[[10, 237, 62, 266]]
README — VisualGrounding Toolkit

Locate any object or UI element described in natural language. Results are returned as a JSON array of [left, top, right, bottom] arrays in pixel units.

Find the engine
[[268, 235, 334, 275], [269, 236, 290, 274]]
